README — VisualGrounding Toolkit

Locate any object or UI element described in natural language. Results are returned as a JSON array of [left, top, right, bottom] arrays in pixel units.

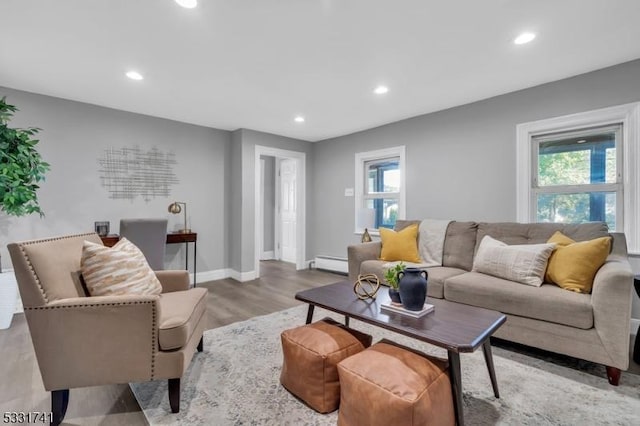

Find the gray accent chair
[[120, 218, 168, 270]]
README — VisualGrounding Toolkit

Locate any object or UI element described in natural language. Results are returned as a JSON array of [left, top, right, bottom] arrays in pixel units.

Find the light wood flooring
[[1, 261, 638, 425], [0, 261, 343, 426]]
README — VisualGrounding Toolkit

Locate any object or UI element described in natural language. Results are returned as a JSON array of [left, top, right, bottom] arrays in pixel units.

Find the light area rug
[[131, 305, 640, 425]]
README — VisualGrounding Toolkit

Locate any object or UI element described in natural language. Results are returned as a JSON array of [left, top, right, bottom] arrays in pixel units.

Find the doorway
[[254, 146, 306, 278]]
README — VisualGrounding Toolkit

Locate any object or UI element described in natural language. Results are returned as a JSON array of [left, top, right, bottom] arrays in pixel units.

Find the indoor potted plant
[[0, 96, 49, 328], [384, 262, 405, 304]]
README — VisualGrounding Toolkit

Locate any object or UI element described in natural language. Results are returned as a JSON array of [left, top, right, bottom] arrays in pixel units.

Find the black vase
[[398, 268, 428, 311]]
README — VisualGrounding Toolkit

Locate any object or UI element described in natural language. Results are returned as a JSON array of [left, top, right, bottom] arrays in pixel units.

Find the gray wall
[[229, 130, 243, 271], [261, 155, 275, 253], [312, 59, 640, 257], [0, 86, 230, 274], [312, 59, 640, 319]]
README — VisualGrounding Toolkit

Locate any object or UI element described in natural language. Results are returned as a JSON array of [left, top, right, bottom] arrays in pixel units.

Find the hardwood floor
[[0, 261, 343, 426]]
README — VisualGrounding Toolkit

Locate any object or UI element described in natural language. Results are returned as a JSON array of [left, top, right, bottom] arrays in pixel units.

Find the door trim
[[254, 146, 306, 276]]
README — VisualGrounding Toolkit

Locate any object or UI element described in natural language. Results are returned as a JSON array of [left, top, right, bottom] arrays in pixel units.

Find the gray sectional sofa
[[347, 220, 634, 385]]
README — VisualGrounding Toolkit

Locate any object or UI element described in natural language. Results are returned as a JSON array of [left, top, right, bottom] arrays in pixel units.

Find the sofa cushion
[[422, 266, 467, 299], [81, 238, 162, 297], [394, 220, 421, 232], [444, 272, 593, 329], [545, 232, 611, 293], [442, 221, 478, 271], [360, 260, 464, 299], [475, 222, 609, 254], [472, 236, 555, 286], [158, 287, 208, 350], [379, 225, 421, 263]]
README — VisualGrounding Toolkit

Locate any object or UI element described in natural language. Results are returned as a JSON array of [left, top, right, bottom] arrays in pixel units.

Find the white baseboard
[[229, 269, 257, 282], [314, 256, 348, 274], [261, 251, 275, 260], [190, 268, 256, 283], [191, 269, 230, 284]]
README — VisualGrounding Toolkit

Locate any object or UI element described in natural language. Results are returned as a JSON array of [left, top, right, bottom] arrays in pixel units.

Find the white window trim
[[354, 146, 406, 235], [516, 102, 640, 254]]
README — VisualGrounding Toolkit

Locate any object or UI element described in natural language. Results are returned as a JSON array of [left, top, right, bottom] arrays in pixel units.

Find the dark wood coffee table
[[295, 280, 507, 426]]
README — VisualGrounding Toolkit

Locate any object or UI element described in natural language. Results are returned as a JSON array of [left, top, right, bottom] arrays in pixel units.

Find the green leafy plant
[[0, 96, 49, 273], [383, 262, 405, 290], [0, 96, 50, 217]]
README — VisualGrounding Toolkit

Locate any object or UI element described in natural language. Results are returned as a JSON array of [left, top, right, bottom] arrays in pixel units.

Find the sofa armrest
[[155, 270, 190, 293], [591, 255, 633, 369], [26, 294, 160, 390], [347, 242, 382, 283]]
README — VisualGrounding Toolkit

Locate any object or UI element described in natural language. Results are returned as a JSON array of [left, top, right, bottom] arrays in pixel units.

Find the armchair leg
[[51, 389, 69, 426], [606, 366, 621, 386], [168, 378, 180, 413], [197, 336, 204, 352]]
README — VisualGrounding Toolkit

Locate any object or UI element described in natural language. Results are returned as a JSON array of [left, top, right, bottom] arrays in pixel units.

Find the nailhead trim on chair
[[24, 300, 156, 310], [151, 300, 157, 380], [18, 233, 98, 304]]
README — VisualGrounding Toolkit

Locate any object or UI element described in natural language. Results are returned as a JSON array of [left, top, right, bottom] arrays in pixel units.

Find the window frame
[[531, 124, 623, 229], [516, 102, 640, 253], [355, 146, 406, 235]]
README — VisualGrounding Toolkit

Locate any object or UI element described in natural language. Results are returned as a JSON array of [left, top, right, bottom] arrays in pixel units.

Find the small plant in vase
[[384, 262, 405, 304]]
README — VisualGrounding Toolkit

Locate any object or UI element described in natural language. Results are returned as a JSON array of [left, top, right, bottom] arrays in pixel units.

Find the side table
[[634, 275, 640, 364]]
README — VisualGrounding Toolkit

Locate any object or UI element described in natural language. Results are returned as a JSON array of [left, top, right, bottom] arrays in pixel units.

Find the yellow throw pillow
[[545, 231, 611, 293], [379, 224, 421, 263]]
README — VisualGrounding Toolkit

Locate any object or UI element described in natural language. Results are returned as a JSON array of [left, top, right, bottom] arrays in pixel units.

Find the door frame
[[254, 145, 306, 276]]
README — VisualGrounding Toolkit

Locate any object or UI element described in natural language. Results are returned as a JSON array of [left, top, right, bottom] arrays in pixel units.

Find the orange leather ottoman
[[280, 318, 371, 413], [337, 340, 455, 426]]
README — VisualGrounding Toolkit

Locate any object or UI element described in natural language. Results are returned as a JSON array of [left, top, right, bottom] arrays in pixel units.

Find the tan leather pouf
[[337, 340, 455, 426], [280, 318, 371, 413]]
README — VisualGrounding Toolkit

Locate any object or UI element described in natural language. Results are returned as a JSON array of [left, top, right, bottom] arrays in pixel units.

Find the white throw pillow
[[472, 235, 556, 287], [81, 238, 162, 296]]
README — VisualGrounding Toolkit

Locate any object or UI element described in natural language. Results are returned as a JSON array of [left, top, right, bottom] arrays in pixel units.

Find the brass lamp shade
[[168, 201, 190, 233]]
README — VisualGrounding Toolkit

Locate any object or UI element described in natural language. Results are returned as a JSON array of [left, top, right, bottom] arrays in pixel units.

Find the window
[[533, 124, 622, 231], [517, 102, 640, 253], [355, 146, 405, 233]]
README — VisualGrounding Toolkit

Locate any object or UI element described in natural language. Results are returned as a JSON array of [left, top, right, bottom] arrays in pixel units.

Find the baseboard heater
[[314, 255, 348, 275]]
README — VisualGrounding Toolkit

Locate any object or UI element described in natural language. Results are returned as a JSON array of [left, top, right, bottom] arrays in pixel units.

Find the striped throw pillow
[[472, 235, 556, 287], [81, 238, 162, 296]]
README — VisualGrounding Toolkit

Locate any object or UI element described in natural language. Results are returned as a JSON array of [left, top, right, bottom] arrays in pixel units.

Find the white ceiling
[[1, 0, 640, 142]]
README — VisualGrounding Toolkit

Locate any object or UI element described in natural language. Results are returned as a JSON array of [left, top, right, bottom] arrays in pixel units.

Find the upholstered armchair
[[7, 233, 207, 425]]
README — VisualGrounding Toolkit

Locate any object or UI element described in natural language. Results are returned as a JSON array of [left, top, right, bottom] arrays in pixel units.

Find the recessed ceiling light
[[514, 32, 536, 45], [294, 116, 305, 123], [374, 85, 389, 95], [125, 70, 144, 81], [175, 0, 198, 8]]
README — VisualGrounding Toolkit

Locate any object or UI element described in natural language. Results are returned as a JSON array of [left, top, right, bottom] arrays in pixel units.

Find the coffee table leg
[[305, 305, 315, 324], [448, 351, 464, 426], [344, 316, 350, 327], [482, 340, 500, 398]]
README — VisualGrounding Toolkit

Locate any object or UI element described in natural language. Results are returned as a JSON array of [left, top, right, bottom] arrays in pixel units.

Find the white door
[[279, 158, 297, 263]]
